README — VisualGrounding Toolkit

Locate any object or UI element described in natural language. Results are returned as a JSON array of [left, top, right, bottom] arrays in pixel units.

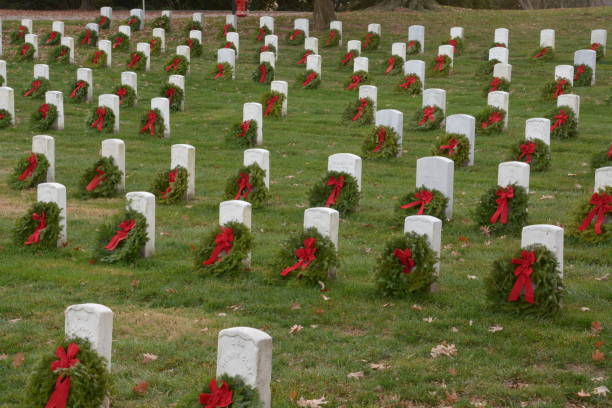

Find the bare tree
[[314, 0, 338, 30]]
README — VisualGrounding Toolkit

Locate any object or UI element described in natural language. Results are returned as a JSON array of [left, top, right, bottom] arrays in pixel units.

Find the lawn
[[0, 6, 610, 408]]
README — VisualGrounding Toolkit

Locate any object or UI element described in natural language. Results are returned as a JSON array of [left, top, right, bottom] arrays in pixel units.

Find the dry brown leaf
[[576, 389, 591, 397], [592, 349, 605, 361], [291, 303, 301, 310], [423, 317, 435, 323], [369, 362, 387, 370], [594, 273, 609, 281], [165, 288, 177, 293], [448, 368, 458, 376], [347, 371, 365, 379], [580, 307, 590, 312], [228, 304, 244, 312], [296, 396, 328, 407], [289, 390, 298, 401], [321, 295, 330, 301], [445, 390, 459, 403], [591, 321, 603, 335], [12, 352, 24, 368], [314, 308, 325, 315], [130, 279, 139, 288], [431, 342, 457, 358], [410, 304, 423, 311], [488, 325, 504, 333], [593, 386, 609, 396], [0, 353, 8, 361], [9, 318, 21, 324], [133, 381, 149, 394], [290, 324, 303, 334], [142, 353, 158, 363]]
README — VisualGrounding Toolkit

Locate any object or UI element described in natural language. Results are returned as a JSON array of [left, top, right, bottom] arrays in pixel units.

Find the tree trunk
[[314, 0, 337, 31], [80, 0, 96, 10], [371, 0, 439, 9]]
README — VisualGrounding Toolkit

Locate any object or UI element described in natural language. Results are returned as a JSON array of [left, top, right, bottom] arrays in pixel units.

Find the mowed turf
[[0, 6, 610, 408]]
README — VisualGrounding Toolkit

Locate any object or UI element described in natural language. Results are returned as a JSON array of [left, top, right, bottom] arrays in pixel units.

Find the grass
[[0, 6, 611, 408]]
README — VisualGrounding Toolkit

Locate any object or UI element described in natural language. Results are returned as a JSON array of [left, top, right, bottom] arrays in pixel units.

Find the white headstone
[[32, 135, 55, 182], [557, 94, 580, 119], [25, 33, 38, 59], [98, 94, 119, 133], [101, 139, 125, 191], [328, 153, 362, 191], [168, 74, 185, 111], [130, 8, 145, 30], [226, 32, 240, 56], [0, 61, 6, 86], [306, 54, 321, 77], [136, 42, 150, 71], [445, 114, 475, 166], [330, 20, 343, 45], [176, 45, 191, 72], [260, 51, 275, 69], [264, 35, 278, 59], [34, 64, 49, 80], [450, 27, 464, 39], [494, 28, 509, 46], [294, 18, 309, 37], [121, 71, 137, 96], [347, 40, 361, 54], [423, 88, 446, 112], [403, 60, 426, 89], [305, 37, 318, 54], [171, 144, 195, 199], [493, 63, 512, 81], [525, 118, 550, 146], [152, 28, 165, 52], [304, 207, 339, 248], [151, 97, 170, 138], [21, 18, 33, 33], [45, 91, 64, 131], [65, 303, 113, 372], [591, 29, 607, 55], [438, 44, 454, 67], [126, 192, 155, 257], [416, 156, 454, 220], [97, 39, 112, 67], [487, 91, 510, 129], [77, 68, 93, 102], [60, 36, 75, 63], [573, 49, 597, 84], [489, 47, 509, 64], [498, 161, 530, 192], [225, 15, 237, 28], [353, 56, 368, 72], [594, 167, 612, 191], [118, 25, 131, 37], [391, 42, 406, 60], [408, 25, 425, 52], [540, 29, 555, 49], [52, 21, 64, 36], [218, 48, 236, 79], [0, 18, 2, 56], [368, 23, 381, 35], [270, 80, 288, 116], [100, 6, 112, 19], [189, 30, 202, 43], [219, 200, 252, 229], [555, 64, 574, 85], [85, 23, 99, 34], [216, 327, 272, 408], [243, 103, 263, 145], [521, 225, 564, 276], [375, 109, 403, 156], [193, 12, 203, 24], [0, 86, 14, 125], [404, 215, 442, 274], [37, 182, 66, 246], [161, 10, 171, 19], [359, 84, 377, 110], [260, 16, 274, 33], [244, 148, 270, 188]]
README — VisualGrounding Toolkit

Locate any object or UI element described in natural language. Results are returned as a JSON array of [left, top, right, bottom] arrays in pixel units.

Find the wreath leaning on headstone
[[17, 42, 36, 61], [567, 187, 611, 245], [395, 187, 448, 223], [308, 170, 360, 217], [509, 138, 550, 172], [475, 106, 506, 135], [397, 74, 422, 95], [114, 84, 137, 107], [185, 37, 203, 57], [13, 201, 61, 250], [212, 62, 233, 80], [590, 42, 604, 61], [410, 105, 444, 131], [295, 49, 314, 65], [407, 40, 421, 55], [324, 28, 340, 47], [432, 133, 470, 167], [260, 90, 285, 118], [194, 221, 253, 277], [474, 183, 528, 235], [43, 31, 61, 46], [573, 64, 593, 87], [161, 83, 184, 112], [10, 152, 49, 190], [150, 166, 188, 204], [86, 106, 115, 134], [485, 244, 563, 316], [149, 36, 162, 55], [339, 50, 359, 68], [164, 55, 189, 76], [24, 338, 111, 408], [374, 232, 438, 297], [252, 62, 274, 84], [430, 54, 452, 76], [0, 108, 12, 129], [483, 76, 510, 96], [220, 41, 237, 53], [361, 125, 400, 159], [126, 15, 141, 31], [87, 49, 108, 69], [255, 44, 276, 62], [590, 144, 612, 170], [109, 32, 130, 51], [541, 78, 572, 101], [286, 28, 305, 45], [445, 36, 464, 55], [78, 156, 122, 199], [23, 77, 50, 99], [255, 25, 272, 41], [226, 119, 258, 148], [151, 14, 170, 31], [298, 70, 321, 89], [95, 15, 111, 29], [344, 97, 374, 125], [530, 46, 554, 62], [139, 108, 166, 137], [126, 51, 146, 71], [94, 209, 148, 263], [345, 70, 370, 91], [77, 28, 98, 46], [10, 25, 28, 44], [224, 163, 270, 208], [68, 80, 89, 103], [361, 32, 380, 51], [185, 20, 202, 34], [383, 54, 404, 75], [30, 103, 58, 132], [49, 45, 71, 64], [476, 58, 500, 78], [176, 374, 262, 408], [548, 105, 578, 140], [219, 23, 236, 38]]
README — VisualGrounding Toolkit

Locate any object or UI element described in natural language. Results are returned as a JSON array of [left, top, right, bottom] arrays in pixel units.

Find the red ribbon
[[281, 238, 317, 277], [289, 29, 301, 41], [105, 220, 135, 250], [59, 48, 68, 57], [199, 379, 233, 408], [223, 24, 233, 36], [214, 64, 225, 79], [86, 167, 106, 192], [418, 106, 436, 126], [347, 75, 362, 90], [18, 25, 27, 38], [165, 87, 176, 103], [23, 80, 41, 97], [362, 33, 373, 49], [128, 17, 138, 26], [239, 121, 250, 137], [553, 79, 567, 99], [574, 65, 586, 82], [127, 52, 141, 68], [408, 40, 416, 49], [399, 75, 417, 89], [341, 52, 354, 64], [18, 153, 38, 181], [490, 186, 514, 225], [326, 30, 336, 46], [434, 55, 446, 71], [149, 38, 157, 48], [372, 127, 386, 152], [385, 57, 395, 74], [161, 169, 178, 200], [98, 16, 107, 25], [489, 77, 502, 92], [259, 64, 268, 83], [46, 31, 57, 44], [259, 45, 270, 53], [112, 35, 123, 49], [140, 110, 158, 136], [481, 111, 503, 129], [297, 50, 312, 65], [518, 141, 536, 163], [20, 44, 30, 56], [448, 38, 457, 54], [401, 190, 433, 214], [256, 27, 266, 41], [508, 250, 536, 304], [394, 248, 415, 274], [80, 29, 92, 45], [439, 138, 459, 156], [303, 72, 317, 86], [352, 98, 368, 121], [533, 47, 548, 58], [24, 211, 46, 245], [44, 343, 80, 408], [591, 43, 601, 51], [38, 104, 50, 120], [116, 87, 127, 102], [165, 58, 181, 72], [234, 173, 252, 199], [550, 109, 569, 131], [224, 41, 233, 49], [325, 176, 345, 207], [92, 50, 104, 65], [186, 38, 193, 49], [69, 81, 86, 98], [578, 192, 611, 235], [264, 95, 279, 117], [90, 107, 107, 131], [203, 227, 235, 265], [608, 145, 612, 159]]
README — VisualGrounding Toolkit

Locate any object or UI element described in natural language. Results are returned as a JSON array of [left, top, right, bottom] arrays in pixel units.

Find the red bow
[[239, 121, 250, 138], [116, 87, 127, 102], [401, 190, 433, 215], [362, 33, 373, 49], [574, 65, 586, 82], [553, 79, 567, 99], [347, 75, 362, 90], [38, 103, 50, 119], [69, 81, 86, 98], [372, 127, 386, 152], [297, 50, 312, 65], [165, 58, 181, 72], [203, 227, 235, 265], [303, 72, 317, 86], [289, 29, 301, 41], [264, 95, 279, 117], [394, 248, 415, 274], [325, 176, 345, 207], [448, 38, 457, 54], [21, 43, 31, 57], [399, 75, 417, 89], [533, 47, 548, 59], [186, 38, 193, 49], [81, 29, 92, 45], [418, 106, 436, 126], [149, 38, 157, 48], [127, 52, 141, 68], [98, 16, 107, 25], [23, 80, 41, 97], [44, 343, 80, 408], [481, 111, 504, 129], [140, 110, 158, 136], [85, 167, 106, 191], [18, 153, 38, 181], [591, 43, 601, 50], [24, 211, 46, 245], [341, 52, 354, 64], [385, 56, 396, 74], [234, 172, 252, 200], [489, 77, 502, 92], [223, 24, 233, 36], [440, 138, 459, 156], [490, 186, 514, 225], [90, 107, 107, 131], [434, 55, 446, 71], [608, 145, 612, 159], [326, 30, 336, 46], [508, 250, 536, 304], [128, 17, 138, 26], [92, 50, 104, 65], [165, 87, 176, 103], [46, 31, 57, 44], [578, 192, 611, 235], [59, 48, 68, 57], [199, 379, 233, 408], [550, 109, 569, 131], [214, 64, 225, 79], [259, 64, 268, 83], [112, 35, 123, 49], [105, 219, 135, 250], [223, 41, 233, 49], [161, 169, 178, 200], [352, 98, 369, 121], [281, 237, 318, 277], [408, 40, 416, 49], [18, 25, 27, 38], [257, 27, 266, 41], [259, 45, 270, 53], [518, 141, 536, 164]]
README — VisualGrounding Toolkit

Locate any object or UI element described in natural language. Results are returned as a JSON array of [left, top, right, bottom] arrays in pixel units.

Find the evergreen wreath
[[361, 32, 380, 51], [149, 37, 162, 56], [185, 37, 203, 57], [161, 83, 184, 112], [474, 183, 528, 235], [383, 54, 404, 75], [185, 20, 203, 34], [10, 25, 28, 44], [95, 15, 111, 29], [220, 41, 237, 53], [43, 31, 61, 46], [590, 144, 612, 169], [430, 54, 452, 76], [224, 162, 271, 208], [0, 108, 12, 129], [446, 36, 464, 56], [573, 64, 593, 87], [361, 125, 400, 159], [164, 55, 189, 75], [126, 15, 142, 31], [77, 156, 122, 199], [324, 28, 341, 48], [298, 70, 321, 89], [150, 165, 188, 204], [23, 77, 50, 99], [397, 74, 422, 95], [139, 108, 166, 137], [113, 84, 137, 107], [219, 23, 237, 38], [17, 42, 36, 61], [94, 209, 148, 263], [432, 133, 470, 166], [194, 221, 253, 277], [343, 97, 374, 126], [30, 103, 58, 132], [374, 232, 438, 297], [590, 42, 604, 62], [24, 338, 111, 407], [151, 14, 170, 31], [396, 187, 448, 222], [87, 49, 108, 68], [252, 62, 274, 84], [126, 51, 147, 71], [49, 45, 71, 64], [0, 74, 4, 86], [109, 32, 130, 51], [226, 119, 258, 148], [485, 244, 563, 316], [274, 227, 339, 285], [86, 106, 115, 134], [13, 201, 61, 249], [475, 106, 506, 135], [567, 187, 611, 245], [339, 50, 359, 68], [483, 76, 510, 96], [407, 40, 421, 55], [509, 138, 550, 172], [410, 105, 444, 131], [541, 78, 572, 101], [308, 170, 360, 216], [476, 58, 500, 78], [344, 70, 370, 91], [10, 153, 49, 190], [286, 29, 305, 45], [212, 62, 233, 80], [68, 80, 89, 103], [256, 44, 276, 62], [531, 46, 554, 62], [176, 374, 262, 408], [255, 25, 272, 42], [77, 29, 98, 47], [547, 105, 578, 140], [260, 90, 285, 118], [295, 49, 314, 65]]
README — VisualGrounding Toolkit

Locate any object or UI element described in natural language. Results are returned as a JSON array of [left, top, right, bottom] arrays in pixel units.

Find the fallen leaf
[[382, 303, 394, 308], [321, 295, 330, 301], [467, 275, 478, 280], [310, 324, 318, 329], [165, 288, 177, 293], [12, 352, 24, 368], [423, 317, 435, 323], [318, 281, 327, 292], [347, 371, 365, 379], [314, 308, 325, 315], [591, 376, 604, 382], [448, 368, 458, 376], [9, 318, 21, 324], [290, 324, 303, 334], [592, 349, 605, 361], [480, 225, 491, 236], [142, 353, 158, 363], [130, 280, 139, 288], [431, 342, 457, 358], [133, 381, 149, 394], [296, 396, 328, 407], [594, 273, 609, 281], [488, 325, 504, 333], [576, 389, 591, 397], [580, 307, 590, 312], [217, 312, 227, 317], [451, 327, 459, 332], [593, 386, 609, 396], [411, 304, 423, 311], [539, 194, 554, 200], [594, 341, 604, 348], [445, 390, 459, 403], [0, 353, 8, 360], [369, 362, 387, 370], [289, 390, 298, 401], [591, 321, 603, 335], [567, 173, 577, 176], [291, 303, 301, 310], [228, 304, 244, 312]]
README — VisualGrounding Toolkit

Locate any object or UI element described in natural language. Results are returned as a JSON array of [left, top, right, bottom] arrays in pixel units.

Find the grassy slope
[[0, 6, 610, 408]]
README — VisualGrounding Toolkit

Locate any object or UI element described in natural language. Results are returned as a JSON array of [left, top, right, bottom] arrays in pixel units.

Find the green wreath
[[361, 32, 380, 51], [445, 36, 464, 56], [395, 187, 448, 222], [149, 36, 162, 56], [78, 29, 97, 47], [164, 55, 189, 75], [541, 78, 572, 101], [87, 49, 107, 69], [13, 201, 61, 250], [410, 105, 444, 131], [24, 338, 110, 407], [407, 40, 421, 55], [78, 156, 122, 199], [219, 23, 236, 38], [339, 50, 359, 68], [383, 54, 404, 75], [220, 41, 237, 53], [109, 32, 130, 51], [345, 70, 370, 91], [485, 244, 563, 316], [590, 144, 612, 169], [86, 106, 115, 134], [10, 153, 49, 190], [0, 108, 12, 129], [176, 374, 262, 408], [194, 221, 253, 277], [482, 76, 511, 96], [476, 58, 500, 78], [397, 74, 422, 95], [138, 108, 166, 137], [252, 62, 274, 84], [0, 74, 4, 86], [226, 119, 257, 148], [548, 105, 578, 140], [17, 42, 35, 61], [23, 77, 50, 99], [161, 83, 184, 112], [10, 25, 28, 44], [567, 187, 611, 244], [95, 15, 111, 29], [68, 80, 89, 103], [273, 227, 339, 285], [324, 28, 340, 48], [113, 84, 136, 107], [126, 51, 147, 71], [432, 133, 470, 166], [295, 49, 314, 65], [94, 209, 148, 263], [475, 106, 506, 135], [591, 43, 604, 62], [474, 183, 528, 235], [573, 64, 593, 87], [185, 37, 203, 57], [286, 29, 305, 45], [298, 70, 321, 89], [224, 163, 270, 208], [126, 15, 142, 31], [362, 125, 400, 159], [256, 44, 276, 62], [150, 166, 188, 204], [256, 25, 272, 41], [509, 138, 550, 172], [430, 54, 452, 76], [30, 103, 58, 132], [530, 46, 554, 62], [260, 90, 285, 118], [308, 170, 360, 216], [49, 45, 71, 64], [185, 20, 203, 34], [43, 31, 61, 46], [212, 62, 233, 80], [374, 232, 438, 297], [343, 97, 374, 126], [151, 15, 170, 31]]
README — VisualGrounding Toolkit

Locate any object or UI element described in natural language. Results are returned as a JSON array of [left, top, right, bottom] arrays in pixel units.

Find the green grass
[[0, 6, 611, 408]]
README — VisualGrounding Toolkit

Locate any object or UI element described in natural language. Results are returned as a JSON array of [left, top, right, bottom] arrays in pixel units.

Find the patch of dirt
[[114, 307, 213, 341]]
